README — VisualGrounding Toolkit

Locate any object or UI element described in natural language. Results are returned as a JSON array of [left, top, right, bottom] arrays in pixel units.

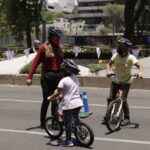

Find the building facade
[[67, 0, 114, 26]]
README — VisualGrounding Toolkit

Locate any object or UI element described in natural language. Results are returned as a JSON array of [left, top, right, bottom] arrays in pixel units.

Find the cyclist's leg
[[102, 82, 119, 123], [63, 109, 73, 141], [72, 107, 81, 127], [107, 82, 119, 105], [122, 83, 131, 120], [46, 72, 60, 118], [40, 72, 59, 127], [40, 78, 50, 128]]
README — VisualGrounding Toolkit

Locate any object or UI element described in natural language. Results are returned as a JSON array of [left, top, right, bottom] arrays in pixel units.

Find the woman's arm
[[27, 46, 44, 80]]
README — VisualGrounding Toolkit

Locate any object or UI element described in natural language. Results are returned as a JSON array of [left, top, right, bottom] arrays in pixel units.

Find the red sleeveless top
[[27, 43, 63, 79]]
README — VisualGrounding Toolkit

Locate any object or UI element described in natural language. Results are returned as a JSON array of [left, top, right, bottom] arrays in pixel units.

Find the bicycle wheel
[[75, 121, 94, 147], [105, 98, 123, 132], [44, 117, 63, 139]]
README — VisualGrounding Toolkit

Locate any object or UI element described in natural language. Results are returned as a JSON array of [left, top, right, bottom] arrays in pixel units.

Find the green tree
[[5, 0, 43, 48], [103, 4, 124, 34], [0, 0, 10, 37], [124, 0, 149, 39]]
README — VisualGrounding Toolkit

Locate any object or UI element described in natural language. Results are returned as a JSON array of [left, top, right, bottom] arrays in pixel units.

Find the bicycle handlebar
[[107, 73, 142, 79]]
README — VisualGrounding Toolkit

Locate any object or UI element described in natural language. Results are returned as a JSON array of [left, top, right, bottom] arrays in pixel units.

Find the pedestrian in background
[[26, 28, 63, 128], [5, 48, 14, 60], [131, 45, 140, 59], [29, 40, 41, 53], [72, 45, 81, 58]]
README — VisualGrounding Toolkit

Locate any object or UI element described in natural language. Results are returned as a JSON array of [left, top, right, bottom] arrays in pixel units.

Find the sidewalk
[[0, 53, 35, 74], [0, 55, 150, 89]]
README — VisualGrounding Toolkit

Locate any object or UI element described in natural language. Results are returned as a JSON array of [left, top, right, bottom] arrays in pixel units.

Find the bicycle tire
[[44, 116, 63, 139], [105, 98, 123, 132], [74, 121, 94, 147]]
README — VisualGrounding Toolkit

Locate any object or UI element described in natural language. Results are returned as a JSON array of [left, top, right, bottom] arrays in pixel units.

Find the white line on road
[[0, 98, 40, 103], [0, 128, 150, 145], [95, 137, 150, 145], [90, 104, 150, 110], [0, 128, 46, 136], [0, 98, 150, 110]]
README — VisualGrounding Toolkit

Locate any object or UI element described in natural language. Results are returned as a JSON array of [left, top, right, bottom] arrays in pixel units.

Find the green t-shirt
[[111, 53, 138, 83]]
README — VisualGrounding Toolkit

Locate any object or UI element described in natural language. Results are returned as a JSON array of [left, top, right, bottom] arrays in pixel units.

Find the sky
[[47, 0, 78, 6], [47, 0, 78, 12]]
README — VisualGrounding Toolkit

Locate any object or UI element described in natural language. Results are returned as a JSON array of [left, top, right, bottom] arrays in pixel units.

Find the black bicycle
[[44, 102, 94, 147], [105, 74, 140, 132]]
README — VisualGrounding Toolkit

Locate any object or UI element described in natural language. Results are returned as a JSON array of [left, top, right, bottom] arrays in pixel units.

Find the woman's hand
[[26, 79, 32, 86]]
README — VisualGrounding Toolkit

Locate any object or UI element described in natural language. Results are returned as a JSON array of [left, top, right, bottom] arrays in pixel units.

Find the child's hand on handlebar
[[107, 71, 115, 78], [47, 95, 53, 101], [137, 72, 143, 79], [47, 89, 60, 101]]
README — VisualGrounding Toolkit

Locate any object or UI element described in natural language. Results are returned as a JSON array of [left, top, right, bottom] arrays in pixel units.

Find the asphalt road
[[0, 85, 150, 150]]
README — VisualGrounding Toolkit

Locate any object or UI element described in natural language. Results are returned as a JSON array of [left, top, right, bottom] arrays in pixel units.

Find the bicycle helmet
[[60, 59, 80, 76], [117, 37, 133, 57], [117, 37, 133, 47], [48, 27, 61, 39]]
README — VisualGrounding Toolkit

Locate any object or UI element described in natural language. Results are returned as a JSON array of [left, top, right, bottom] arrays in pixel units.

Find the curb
[[0, 74, 149, 90]]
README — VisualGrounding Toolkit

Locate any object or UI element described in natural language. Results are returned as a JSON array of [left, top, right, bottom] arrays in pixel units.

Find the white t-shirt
[[58, 75, 83, 110], [111, 53, 138, 83]]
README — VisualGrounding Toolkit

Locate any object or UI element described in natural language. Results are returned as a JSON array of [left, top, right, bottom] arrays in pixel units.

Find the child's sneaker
[[62, 140, 74, 147], [49, 139, 59, 146]]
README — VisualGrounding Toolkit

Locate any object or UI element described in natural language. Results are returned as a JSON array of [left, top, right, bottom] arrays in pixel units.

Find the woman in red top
[[26, 28, 63, 128]]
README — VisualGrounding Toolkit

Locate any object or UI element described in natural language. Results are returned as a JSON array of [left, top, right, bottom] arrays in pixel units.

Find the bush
[[20, 62, 41, 74], [63, 44, 112, 59], [87, 63, 106, 73], [20, 60, 106, 74]]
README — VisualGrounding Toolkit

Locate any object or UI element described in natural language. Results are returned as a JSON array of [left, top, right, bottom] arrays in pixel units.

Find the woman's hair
[[48, 28, 61, 39], [45, 44, 54, 57]]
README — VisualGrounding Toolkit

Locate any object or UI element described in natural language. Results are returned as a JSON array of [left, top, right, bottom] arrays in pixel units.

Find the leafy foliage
[[5, 0, 43, 47], [124, 0, 149, 39], [0, 0, 10, 37], [103, 4, 124, 34], [87, 63, 106, 73], [20, 62, 41, 74]]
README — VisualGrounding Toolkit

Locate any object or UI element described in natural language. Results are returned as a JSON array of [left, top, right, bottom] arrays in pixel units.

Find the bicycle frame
[[105, 73, 140, 132], [115, 88, 124, 118]]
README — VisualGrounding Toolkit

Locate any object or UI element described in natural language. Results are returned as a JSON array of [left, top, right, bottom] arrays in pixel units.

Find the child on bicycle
[[47, 59, 83, 147], [104, 37, 143, 126]]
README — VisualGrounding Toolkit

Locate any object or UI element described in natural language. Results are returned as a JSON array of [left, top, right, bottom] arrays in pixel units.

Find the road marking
[[0, 128, 46, 136], [1, 128, 150, 145], [0, 98, 150, 110], [90, 104, 150, 110], [0, 98, 40, 103], [95, 137, 150, 145]]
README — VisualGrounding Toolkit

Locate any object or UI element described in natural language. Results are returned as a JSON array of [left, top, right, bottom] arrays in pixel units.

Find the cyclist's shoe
[[121, 119, 130, 126], [72, 138, 80, 146], [49, 139, 59, 146], [62, 140, 74, 147]]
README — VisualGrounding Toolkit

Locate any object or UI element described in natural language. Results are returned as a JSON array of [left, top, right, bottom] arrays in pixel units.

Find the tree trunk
[[42, 21, 46, 42], [124, 0, 138, 40], [35, 24, 40, 40], [26, 23, 32, 48]]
